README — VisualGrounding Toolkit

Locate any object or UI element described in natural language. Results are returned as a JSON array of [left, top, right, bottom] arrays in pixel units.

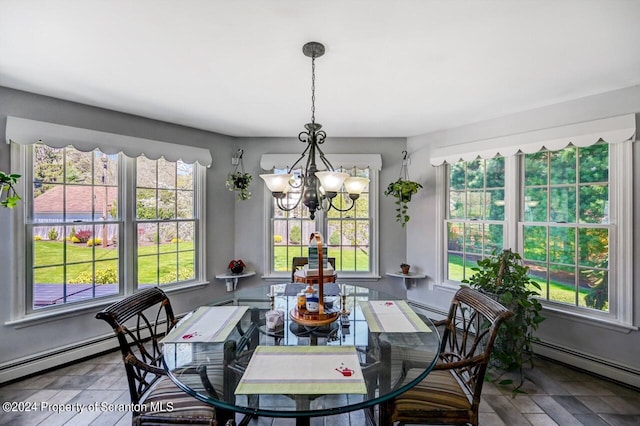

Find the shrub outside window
[[25, 142, 203, 312], [270, 167, 372, 274], [445, 157, 505, 282], [444, 141, 628, 323], [522, 144, 610, 312]]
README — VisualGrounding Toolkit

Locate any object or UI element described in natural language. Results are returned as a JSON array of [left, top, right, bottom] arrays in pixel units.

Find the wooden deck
[[33, 283, 154, 307]]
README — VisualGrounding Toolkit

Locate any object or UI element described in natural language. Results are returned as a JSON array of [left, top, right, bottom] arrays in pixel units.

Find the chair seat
[[137, 375, 217, 424], [391, 369, 472, 422]]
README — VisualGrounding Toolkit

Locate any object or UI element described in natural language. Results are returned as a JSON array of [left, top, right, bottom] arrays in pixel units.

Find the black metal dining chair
[[381, 287, 513, 426], [96, 287, 226, 425]]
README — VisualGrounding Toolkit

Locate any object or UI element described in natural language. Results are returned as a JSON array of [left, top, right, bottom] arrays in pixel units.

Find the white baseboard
[[534, 340, 640, 389], [408, 300, 640, 390], [0, 334, 118, 385]]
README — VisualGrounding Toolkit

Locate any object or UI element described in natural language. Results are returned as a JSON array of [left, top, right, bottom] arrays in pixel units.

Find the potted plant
[[226, 171, 252, 201], [228, 259, 246, 274], [400, 263, 410, 274], [0, 171, 21, 208], [462, 249, 545, 393], [384, 178, 423, 227]]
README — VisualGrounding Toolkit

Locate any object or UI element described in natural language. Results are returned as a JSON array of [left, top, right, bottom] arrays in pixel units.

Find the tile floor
[[0, 350, 639, 425]]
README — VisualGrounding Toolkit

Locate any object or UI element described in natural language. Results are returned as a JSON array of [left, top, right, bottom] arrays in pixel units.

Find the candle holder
[[340, 291, 350, 316], [268, 290, 275, 310]]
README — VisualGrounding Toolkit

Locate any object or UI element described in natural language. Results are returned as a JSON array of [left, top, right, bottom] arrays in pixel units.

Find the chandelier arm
[[328, 198, 357, 212], [275, 195, 303, 212], [288, 141, 312, 173], [314, 143, 335, 171]]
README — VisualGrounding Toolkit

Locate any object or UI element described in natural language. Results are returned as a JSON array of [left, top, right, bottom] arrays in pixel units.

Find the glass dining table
[[162, 283, 440, 425]]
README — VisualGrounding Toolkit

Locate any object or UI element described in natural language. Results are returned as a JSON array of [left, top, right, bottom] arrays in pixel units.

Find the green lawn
[[274, 245, 369, 272], [34, 241, 194, 284], [33, 241, 605, 310], [447, 253, 595, 307]]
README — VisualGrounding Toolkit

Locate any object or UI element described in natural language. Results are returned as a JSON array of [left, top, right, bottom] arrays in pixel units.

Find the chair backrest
[[96, 287, 177, 403], [291, 256, 336, 281], [439, 287, 513, 412]]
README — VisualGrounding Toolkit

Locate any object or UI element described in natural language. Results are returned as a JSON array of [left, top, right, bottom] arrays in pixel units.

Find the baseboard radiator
[[0, 300, 237, 385], [0, 333, 119, 385], [408, 300, 640, 390]]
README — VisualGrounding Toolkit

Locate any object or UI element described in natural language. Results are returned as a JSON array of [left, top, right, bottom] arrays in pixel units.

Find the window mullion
[[123, 155, 136, 295]]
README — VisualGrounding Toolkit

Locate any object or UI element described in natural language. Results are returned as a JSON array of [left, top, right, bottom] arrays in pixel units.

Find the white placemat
[[359, 300, 431, 333], [235, 346, 367, 395], [161, 306, 249, 343]]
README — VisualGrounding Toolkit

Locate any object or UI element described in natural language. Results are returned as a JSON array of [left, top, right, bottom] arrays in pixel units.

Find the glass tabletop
[[162, 283, 440, 423]]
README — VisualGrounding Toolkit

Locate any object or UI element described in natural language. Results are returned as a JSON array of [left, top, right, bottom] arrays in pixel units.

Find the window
[[521, 144, 610, 311], [265, 160, 379, 278], [19, 142, 205, 313], [136, 157, 197, 286], [443, 140, 632, 325], [445, 157, 505, 282], [29, 144, 121, 308]]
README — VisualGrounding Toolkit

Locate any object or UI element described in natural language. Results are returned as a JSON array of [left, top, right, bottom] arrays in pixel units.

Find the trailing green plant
[[0, 171, 21, 208], [225, 149, 252, 201], [384, 151, 423, 227], [226, 171, 252, 201], [462, 249, 545, 394], [384, 178, 423, 227]]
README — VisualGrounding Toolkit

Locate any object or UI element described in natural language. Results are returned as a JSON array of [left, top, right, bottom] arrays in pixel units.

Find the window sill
[[262, 273, 381, 282], [6, 281, 209, 329], [428, 282, 637, 332], [541, 303, 638, 333]]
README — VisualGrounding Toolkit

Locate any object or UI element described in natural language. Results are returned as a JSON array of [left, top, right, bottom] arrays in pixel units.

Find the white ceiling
[[1, 0, 639, 138]]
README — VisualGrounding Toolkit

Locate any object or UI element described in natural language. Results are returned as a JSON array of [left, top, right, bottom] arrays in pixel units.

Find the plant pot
[[401, 265, 410, 274], [231, 265, 244, 274]]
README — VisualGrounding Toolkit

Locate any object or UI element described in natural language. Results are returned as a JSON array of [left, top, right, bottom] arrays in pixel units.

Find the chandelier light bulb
[[315, 171, 349, 192]]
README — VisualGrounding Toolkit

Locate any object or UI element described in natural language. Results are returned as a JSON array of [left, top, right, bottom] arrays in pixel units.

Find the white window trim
[[261, 154, 381, 280], [515, 141, 633, 327], [439, 157, 517, 287], [7, 136, 209, 324], [437, 140, 635, 329]]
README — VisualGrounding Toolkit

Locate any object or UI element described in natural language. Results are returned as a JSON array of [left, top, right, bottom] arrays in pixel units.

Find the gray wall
[[406, 85, 640, 386], [0, 86, 237, 368], [233, 136, 408, 295], [0, 86, 409, 378]]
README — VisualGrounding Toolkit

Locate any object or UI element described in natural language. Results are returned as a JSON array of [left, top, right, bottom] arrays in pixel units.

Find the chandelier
[[260, 42, 369, 220]]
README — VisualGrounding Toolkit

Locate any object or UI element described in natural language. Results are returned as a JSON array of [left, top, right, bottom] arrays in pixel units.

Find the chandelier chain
[[311, 56, 316, 125]]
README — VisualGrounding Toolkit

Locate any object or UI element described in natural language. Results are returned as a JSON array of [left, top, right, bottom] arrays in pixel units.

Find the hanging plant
[[226, 172, 252, 201], [225, 148, 252, 201], [384, 151, 422, 227], [0, 171, 21, 208]]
